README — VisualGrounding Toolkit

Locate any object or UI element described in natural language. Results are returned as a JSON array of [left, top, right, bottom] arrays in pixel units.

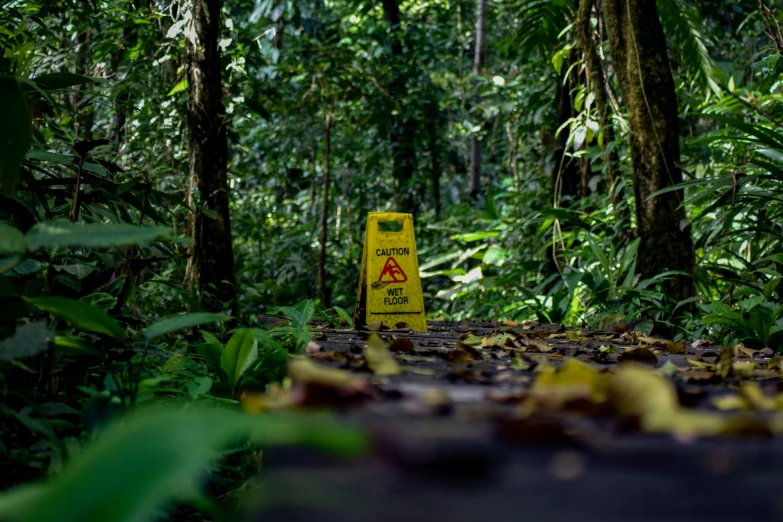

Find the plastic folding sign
[[353, 212, 427, 331]]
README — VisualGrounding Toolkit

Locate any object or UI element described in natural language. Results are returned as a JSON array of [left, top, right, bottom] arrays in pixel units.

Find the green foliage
[[144, 312, 231, 341], [0, 407, 366, 522], [221, 329, 259, 393], [2, 0, 783, 517], [0, 76, 31, 196]]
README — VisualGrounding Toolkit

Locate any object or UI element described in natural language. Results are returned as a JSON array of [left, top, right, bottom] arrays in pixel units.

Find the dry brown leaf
[[664, 341, 687, 354], [618, 347, 657, 365], [517, 335, 552, 352], [388, 337, 415, 353], [364, 322, 384, 331]]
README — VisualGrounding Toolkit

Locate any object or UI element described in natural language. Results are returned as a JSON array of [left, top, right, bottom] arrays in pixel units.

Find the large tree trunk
[[575, 0, 619, 204], [380, 0, 417, 213], [318, 115, 332, 307], [468, 0, 487, 198], [185, 0, 237, 311], [603, 0, 694, 300]]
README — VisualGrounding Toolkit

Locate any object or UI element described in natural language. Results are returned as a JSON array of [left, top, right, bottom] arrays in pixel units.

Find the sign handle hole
[[378, 221, 403, 232]]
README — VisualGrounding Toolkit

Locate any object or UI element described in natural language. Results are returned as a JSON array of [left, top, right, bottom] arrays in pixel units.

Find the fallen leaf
[[363, 322, 384, 331], [607, 366, 729, 437], [286, 358, 372, 407], [529, 358, 607, 410], [403, 366, 437, 376], [712, 383, 776, 411], [458, 332, 484, 346], [511, 354, 532, 371], [456, 340, 484, 360], [716, 345, 733, 379], [289, 357, 362, 389], [388, 337, 415, 353], [364, 333, 402, 376], [565, 330, 586, 343], [664, 341, 687, 354], [656, 360, 681, 378], [732, 361, 757, 379], [306, 341, 323, 355], [618, 347, 657, 365], [517, 335, 552, 352]]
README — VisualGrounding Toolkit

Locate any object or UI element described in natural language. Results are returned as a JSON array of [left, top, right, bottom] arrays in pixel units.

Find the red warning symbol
[[378, 257, 407, 283]]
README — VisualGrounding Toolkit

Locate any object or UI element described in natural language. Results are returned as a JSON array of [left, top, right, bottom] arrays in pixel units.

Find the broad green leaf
[[79, 292, 118, 310], [221, 328, 258, 391], [0, 407, 366, 522], [0, 76, 31, 196], [25, 221, 181, 251], [0, 321, 53, 360], [333, 305, 353, 327], [293, 299, 315, 328], [0, 223, 25, 254], [144, 312, 230, 341], [30, 72, 95, 90], [52, 335, 104, 357], [29, 296, 125, 340], [195, 342, 225, 380]]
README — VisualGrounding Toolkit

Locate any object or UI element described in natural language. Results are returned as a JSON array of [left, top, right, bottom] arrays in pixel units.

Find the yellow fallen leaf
[[607, 366, 736, 437], [530, 358, 607, 408], [288, 357, 361, 388], [732, 361, 757, 379], [364, 332, 402, 376]]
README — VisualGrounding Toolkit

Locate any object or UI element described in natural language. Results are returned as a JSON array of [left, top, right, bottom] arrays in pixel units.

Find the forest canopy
[[2, 0, 783, 518]]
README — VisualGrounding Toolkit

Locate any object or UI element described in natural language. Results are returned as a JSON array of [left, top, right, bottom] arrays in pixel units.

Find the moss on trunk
[[603, 0, 695, 301]]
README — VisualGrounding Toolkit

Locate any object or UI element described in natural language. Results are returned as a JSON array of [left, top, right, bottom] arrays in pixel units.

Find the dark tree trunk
[[468, 0, 487, 198], [380, 0, 417, 213], [603, 0, 695, 300], [318, 115, 332, 307], [185, 0, 237, 312], [551, 57, 581, 203], [575, 0, 619, 204]]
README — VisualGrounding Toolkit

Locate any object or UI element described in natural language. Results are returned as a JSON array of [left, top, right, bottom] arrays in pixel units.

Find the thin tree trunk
[[318, 115, 332, 307], [427, 100, 441, 217], [184, 0, 237, 311], [72, 2, 92, 141], [380, 0, 416, 213], [468, 0, 487, 198], [575, 0, 619, 204], [603, 0, 695, 300]]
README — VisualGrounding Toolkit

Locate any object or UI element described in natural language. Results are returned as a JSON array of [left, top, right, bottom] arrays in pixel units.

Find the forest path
[[253, 321, 783, 521]]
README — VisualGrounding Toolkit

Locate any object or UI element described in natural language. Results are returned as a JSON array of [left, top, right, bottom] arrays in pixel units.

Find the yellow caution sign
[[354, 212, 427, 331]]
